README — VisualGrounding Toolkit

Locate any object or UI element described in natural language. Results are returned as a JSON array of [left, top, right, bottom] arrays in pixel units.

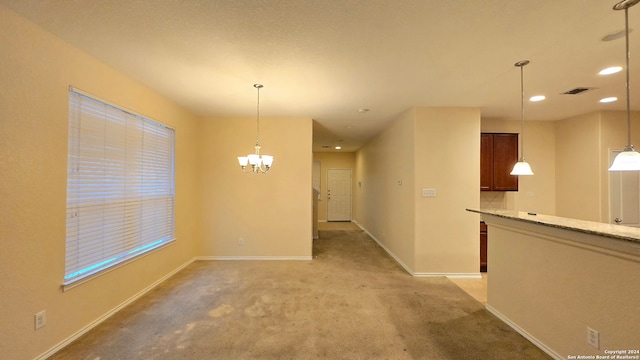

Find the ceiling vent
[[562, 87, 597, 95]]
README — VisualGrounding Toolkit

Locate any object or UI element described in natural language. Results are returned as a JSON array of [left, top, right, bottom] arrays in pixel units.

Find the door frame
[[326, 168, 352, 221]]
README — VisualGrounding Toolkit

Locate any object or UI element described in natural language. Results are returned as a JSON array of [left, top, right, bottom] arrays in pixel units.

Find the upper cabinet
[[481, 133, 519, 191]]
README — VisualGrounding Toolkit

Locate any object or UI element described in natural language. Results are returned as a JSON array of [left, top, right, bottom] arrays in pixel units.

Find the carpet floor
[[49, 230, 551, 359]]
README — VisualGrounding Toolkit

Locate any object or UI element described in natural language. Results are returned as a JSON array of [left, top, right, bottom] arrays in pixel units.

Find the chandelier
[[237, 84, 274, 173]]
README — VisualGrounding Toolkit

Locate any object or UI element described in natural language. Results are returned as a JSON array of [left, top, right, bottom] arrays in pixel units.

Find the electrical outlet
[[35, 310, 46, 330], [238, 237, 244, 246], [587, 327, 599, 349]]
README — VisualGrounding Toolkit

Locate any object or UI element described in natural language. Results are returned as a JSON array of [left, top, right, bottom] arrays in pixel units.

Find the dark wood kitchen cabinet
[[480, 133, 519, 191]]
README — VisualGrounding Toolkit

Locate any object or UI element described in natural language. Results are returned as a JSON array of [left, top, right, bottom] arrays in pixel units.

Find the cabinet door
[[492, 134, 519, 191], [480, 134, 493, 191]]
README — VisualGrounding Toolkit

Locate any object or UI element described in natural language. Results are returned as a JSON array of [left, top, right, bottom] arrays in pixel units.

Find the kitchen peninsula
[[466, 209, 640, 359]]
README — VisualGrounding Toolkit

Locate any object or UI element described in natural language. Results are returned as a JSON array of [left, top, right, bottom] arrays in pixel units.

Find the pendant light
[[238, 84, 274, 173], [609, 0, 640, 171], [510, 60, 534, 176]]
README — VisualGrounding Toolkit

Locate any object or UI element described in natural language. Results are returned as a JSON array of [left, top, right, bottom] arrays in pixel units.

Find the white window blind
[[65, 88, 175, 286]]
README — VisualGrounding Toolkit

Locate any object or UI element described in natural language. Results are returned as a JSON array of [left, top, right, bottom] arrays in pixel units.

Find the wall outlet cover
[[35, 310, 46, 330], [587, 327, 599, 349]]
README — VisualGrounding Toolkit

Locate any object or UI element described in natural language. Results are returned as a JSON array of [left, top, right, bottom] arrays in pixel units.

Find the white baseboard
[[416, 272, 482, 279], [485, 304, 563, 360], [354, 221, 481, 279], [197, 256, 313, 261], [35, 257, 197, 360], [354, 223, 414, 276]]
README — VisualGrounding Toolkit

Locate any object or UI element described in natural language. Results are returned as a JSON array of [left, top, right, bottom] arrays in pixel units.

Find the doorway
[[327, 169, 352, 221], [610, 150, 640, 227]]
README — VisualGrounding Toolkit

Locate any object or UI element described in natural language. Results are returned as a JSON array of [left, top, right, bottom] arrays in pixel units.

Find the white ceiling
[[2, 0, 639, 151]]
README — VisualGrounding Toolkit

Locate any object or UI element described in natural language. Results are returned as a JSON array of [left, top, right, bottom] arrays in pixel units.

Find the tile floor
[[449, 273, 487, 304]]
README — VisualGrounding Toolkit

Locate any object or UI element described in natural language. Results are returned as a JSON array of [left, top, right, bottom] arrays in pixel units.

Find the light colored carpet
[[49, 230, 550, 359], [317, 221, 361, 231]]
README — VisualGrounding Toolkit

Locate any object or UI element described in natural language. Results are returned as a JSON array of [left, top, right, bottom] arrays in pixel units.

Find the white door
[[610, 150, 640, 227], [327, 169, 352, 221]]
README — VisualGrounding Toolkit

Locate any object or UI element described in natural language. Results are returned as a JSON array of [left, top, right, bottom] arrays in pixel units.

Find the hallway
[[318, 221, 488, 304]]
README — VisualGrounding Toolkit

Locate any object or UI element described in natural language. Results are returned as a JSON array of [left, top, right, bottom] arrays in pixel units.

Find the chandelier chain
[[255, 84, 262, 147]]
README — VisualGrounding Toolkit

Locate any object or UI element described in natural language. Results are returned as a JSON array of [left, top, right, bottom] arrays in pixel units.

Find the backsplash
[[480, 192, 508, 210]]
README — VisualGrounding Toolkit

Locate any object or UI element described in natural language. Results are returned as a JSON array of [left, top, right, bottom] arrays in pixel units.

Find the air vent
[[321, 145, 331, 149], [562, 87, 597, 95]]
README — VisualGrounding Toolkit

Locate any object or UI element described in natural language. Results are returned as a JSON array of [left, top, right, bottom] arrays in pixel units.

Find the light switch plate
[[422, 188, 436, 198]]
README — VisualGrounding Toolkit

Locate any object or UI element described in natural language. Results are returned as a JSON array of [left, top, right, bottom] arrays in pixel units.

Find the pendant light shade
[[609, 0, 640, 171], [609, 145, 640, 170], [510, 60, 534, 176], [511, 160, 534, 176]]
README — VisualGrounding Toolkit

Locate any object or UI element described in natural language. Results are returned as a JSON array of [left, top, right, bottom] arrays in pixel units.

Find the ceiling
[[2, 0, 639, 152]]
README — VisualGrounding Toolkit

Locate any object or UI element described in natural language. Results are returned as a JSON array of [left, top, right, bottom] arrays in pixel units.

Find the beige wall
[[555, 112, 602, 221], [480, 119, 556, 215], [354, 109, 417, 271], [555, 111, 640, 222], [414, 108, 480, 275], [484, 215, 640, 358], [312, 152, 356, 222], [199, 116, 313, 258], [355, 107, 481, 275], [0, 6, 200, 360]]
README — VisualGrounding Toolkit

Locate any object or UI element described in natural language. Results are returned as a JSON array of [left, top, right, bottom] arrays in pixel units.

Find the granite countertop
[[466, 208, 640, 245]]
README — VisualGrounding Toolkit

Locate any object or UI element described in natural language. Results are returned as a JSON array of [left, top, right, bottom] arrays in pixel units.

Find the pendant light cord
[[515, 60, 529, 161], [624, 6, 632, 148], [520, 64, 526, 160]]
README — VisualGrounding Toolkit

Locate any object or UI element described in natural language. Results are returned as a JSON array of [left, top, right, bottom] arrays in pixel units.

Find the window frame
[[63, 86, 176, 290]]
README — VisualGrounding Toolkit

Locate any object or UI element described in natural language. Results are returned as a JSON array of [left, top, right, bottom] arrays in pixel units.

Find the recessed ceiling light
[[599, 66, 623, 75], [600, 97, 618, 103], [334, 146, 342, 150], [529, 95, 546, 102], [358, 108, 370, 113]]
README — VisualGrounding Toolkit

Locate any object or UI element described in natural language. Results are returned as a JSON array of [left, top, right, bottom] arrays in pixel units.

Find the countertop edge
[[466, 208, 640, 245]]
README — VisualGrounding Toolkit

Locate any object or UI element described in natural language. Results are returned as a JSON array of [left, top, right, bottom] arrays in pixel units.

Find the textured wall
[[413, 107, 480, 275], [198, 116, 313, 258], [354, 109, 417, 272], [354, 107, 481, 275], [0, 6, 200, 359]]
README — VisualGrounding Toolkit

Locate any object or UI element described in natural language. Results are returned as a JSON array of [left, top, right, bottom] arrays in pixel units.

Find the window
[[64, 87, 175, 287]]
